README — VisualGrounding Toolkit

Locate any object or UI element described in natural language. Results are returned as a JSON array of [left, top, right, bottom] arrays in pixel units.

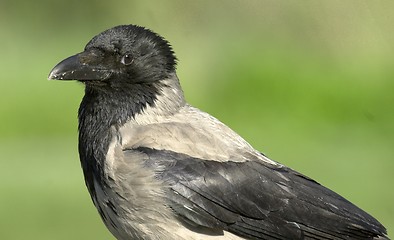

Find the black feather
[[136, 147, 387, 240]]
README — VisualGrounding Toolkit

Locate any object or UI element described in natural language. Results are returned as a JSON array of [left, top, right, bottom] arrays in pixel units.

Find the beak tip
[[47, 55, 77, 81], [47, 68, 64, 80], [47, 71, 57, 80]]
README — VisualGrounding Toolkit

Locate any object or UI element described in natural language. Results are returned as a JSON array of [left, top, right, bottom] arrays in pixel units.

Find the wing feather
[[131, 147, 387, 240]]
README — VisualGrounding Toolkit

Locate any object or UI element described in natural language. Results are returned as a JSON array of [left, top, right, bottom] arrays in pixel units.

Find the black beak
[[48, 52, 111, 81]]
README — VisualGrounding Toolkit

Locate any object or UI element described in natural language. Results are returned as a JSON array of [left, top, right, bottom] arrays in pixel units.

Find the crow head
[[48, 25, 177, 87]]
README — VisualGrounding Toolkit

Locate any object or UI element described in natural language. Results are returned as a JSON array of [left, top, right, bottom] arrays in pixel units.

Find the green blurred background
[[1, 1, 393, 239]]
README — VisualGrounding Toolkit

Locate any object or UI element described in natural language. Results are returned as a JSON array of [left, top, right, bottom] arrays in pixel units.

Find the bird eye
[[121, 54, 133, 65]]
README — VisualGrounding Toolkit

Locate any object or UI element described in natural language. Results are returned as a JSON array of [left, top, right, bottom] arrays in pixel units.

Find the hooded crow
[[48, 24, 389, 240]]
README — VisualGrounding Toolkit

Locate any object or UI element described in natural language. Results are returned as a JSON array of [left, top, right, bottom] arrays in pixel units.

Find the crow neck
[[77, 77, 184, 196]]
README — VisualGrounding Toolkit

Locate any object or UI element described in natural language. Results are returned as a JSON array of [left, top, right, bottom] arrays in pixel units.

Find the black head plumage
[[49, 24, 177, 85], [85, 25, 177, 84]]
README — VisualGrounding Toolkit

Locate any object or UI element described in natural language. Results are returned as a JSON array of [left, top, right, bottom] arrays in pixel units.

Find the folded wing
[[133, 147, 387, 240]]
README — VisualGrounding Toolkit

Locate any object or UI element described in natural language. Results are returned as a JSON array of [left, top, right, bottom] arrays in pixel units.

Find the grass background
[[0, 1, 393, 239]]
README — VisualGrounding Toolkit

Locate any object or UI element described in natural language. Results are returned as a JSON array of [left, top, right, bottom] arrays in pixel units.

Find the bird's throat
[[77, 82, 162, 196]]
